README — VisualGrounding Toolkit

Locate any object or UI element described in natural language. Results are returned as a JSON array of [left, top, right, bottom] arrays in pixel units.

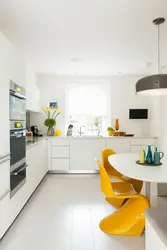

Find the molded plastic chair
[[96, 160, 150, 236], [102, 148, 143, 193]]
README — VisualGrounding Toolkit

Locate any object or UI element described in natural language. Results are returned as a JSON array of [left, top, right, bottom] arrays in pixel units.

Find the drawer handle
[[0, 153, 10, 161], [11, 164, 28, 175], [0, 157, 11, 165], [0, 190, 10, 202]]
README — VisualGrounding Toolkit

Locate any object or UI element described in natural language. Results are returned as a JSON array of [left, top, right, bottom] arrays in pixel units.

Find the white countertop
[[108, 153, 167, 183], [47, 136, 157, 139]]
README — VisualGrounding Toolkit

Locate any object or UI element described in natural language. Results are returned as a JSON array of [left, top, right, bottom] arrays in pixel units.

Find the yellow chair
[[102, 148, 143, 193], [97, 160, 150, 236]]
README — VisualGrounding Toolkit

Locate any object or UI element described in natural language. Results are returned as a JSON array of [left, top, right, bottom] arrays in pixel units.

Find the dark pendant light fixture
[[136, 17, 167, 95]]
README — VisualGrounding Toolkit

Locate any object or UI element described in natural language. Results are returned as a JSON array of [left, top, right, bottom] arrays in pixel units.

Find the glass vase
[[115, 119, 119, 131], [47, 127, 55, 136]]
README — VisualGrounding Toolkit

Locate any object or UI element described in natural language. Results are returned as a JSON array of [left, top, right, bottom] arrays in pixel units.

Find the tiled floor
[[0, 174, 145, 250]]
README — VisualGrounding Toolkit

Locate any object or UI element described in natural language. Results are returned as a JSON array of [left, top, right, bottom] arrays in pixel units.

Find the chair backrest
[[95, 159, 114, 197], [102, 148, 116, 173]]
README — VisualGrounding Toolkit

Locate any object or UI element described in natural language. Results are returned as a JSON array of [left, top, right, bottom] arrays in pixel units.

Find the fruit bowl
[[113, 131, 126, 136]]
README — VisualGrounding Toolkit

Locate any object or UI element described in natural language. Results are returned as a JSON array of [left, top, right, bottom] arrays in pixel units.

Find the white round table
[[108, 153, 167, 198]]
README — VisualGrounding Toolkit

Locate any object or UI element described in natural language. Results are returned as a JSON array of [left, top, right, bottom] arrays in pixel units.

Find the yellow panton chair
[[102, 148, 143, 193], [97, 160, 150, 236]]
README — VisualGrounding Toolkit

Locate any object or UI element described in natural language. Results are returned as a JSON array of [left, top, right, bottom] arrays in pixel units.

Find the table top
[[108, 153, 167, 183]]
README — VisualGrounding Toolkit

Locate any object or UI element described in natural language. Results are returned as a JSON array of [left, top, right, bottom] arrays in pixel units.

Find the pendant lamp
[[136, 17, 167, 95]]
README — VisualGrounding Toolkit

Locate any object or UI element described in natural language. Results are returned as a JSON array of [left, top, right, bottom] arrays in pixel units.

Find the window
[[66, 82, 111, 135]]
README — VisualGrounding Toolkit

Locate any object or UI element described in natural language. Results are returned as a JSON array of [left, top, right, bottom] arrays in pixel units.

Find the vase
[[146, 145, 153, 164], [47, 127, 55, 136], [115, 119, 119, 131]]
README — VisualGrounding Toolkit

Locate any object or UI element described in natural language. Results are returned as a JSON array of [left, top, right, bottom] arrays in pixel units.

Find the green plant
[[42, 107, 61, 127], [44, 118, 56, 127]]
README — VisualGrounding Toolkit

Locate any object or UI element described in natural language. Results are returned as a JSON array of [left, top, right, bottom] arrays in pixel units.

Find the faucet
[[78, 126, 85, 136]]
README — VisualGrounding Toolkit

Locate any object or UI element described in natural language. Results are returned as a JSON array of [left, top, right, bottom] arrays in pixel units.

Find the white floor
[[0, 174, 145, 250]]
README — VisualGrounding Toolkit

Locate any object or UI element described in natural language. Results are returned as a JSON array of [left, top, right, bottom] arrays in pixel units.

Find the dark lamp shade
[[136, 74, 167, 95]]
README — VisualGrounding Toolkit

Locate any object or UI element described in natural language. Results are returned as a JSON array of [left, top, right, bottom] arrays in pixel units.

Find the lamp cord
[[157, 24, 160, 74]]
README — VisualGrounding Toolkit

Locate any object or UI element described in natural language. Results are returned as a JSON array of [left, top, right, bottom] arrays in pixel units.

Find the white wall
[[37, 75, 153, 135]]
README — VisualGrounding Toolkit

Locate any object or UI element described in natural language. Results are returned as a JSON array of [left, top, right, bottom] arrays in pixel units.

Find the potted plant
[[42, 107, 61, 136]]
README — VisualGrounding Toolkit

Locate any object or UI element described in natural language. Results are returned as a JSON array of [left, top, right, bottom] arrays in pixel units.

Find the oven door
[[10, 129, 26, 170], [10, 92, 26, 121], [10, 163, 27, 198]]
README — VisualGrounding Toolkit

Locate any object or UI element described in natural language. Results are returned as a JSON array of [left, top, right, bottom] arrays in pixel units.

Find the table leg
[[146, 182, 151, 199]]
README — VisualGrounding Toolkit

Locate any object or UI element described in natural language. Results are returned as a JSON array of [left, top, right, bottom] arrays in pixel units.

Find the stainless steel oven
[[9, 80, 27, 198], [10, 80, 26, 121], [10, 122, 27, 198]]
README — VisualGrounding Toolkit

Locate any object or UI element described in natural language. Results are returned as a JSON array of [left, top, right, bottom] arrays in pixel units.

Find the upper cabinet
[[26, 63, 40, 112]]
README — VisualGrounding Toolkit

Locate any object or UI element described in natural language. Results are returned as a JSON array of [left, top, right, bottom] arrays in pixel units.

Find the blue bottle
[[146, 145, 153, 164]]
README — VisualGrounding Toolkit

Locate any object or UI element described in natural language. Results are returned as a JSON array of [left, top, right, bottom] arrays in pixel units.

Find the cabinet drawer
[[0, 160, 10, 198], [52, 146, 70, 158], [131, 139, 155, 146], [52, 139, 70, 146], [131, 145, 155, 153], [51, 159, 69, 171]]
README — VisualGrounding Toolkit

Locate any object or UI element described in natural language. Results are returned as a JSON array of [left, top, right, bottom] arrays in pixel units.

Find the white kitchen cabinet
[[0, 193, 11, 239], [131, 138, 155, 146], [52, 146, 70, 158], [106, 139, 131, 153], [0, 34, 10, 156], [0, 159, 10, 199], [52, 159, 69, 171], [70, 138, 106, 171], [26, 62, 40, 112], [130, 145, 155, 153], [26, 139, 48, 195]]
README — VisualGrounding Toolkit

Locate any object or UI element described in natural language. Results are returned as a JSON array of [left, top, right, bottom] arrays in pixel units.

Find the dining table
[[108, 153, 167, 199]]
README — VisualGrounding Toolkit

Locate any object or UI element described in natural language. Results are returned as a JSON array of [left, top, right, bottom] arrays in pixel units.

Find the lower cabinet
[[106, 139, 131, 153], [70, 138, 106, 171], [0, 139, 48, 240]]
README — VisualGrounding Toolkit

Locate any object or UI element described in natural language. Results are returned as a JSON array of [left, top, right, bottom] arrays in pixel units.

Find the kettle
[[154, 147, 164, 165]]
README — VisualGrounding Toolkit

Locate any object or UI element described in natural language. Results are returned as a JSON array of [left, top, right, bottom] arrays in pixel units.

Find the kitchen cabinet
[[0, 159, 10, 199], [26, 139, 48, 195], [106, 138, 131, 153], [26, 63, 40, 112], [0, 34, 10, 156], [0, 139, 48, 240], [70, 138, 106, 171], [49, 138, 70, 171]]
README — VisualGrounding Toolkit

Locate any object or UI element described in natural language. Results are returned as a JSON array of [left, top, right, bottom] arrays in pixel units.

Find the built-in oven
[[10, 80, 26, 121], [10, 121, 27, 198]]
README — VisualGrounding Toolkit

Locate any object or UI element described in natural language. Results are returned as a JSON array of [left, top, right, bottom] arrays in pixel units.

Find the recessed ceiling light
[[70, 58, 83, 64]]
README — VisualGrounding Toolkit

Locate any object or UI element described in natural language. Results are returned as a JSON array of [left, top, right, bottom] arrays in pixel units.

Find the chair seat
[[112, 182, 136, 196]]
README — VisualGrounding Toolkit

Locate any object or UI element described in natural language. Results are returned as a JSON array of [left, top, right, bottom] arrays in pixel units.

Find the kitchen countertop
[[145, 197, 167, 246], [47, 136, 157, 140], [26, 136, 47, 149]]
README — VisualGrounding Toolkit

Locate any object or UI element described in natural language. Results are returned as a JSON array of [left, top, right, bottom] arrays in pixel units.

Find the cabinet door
[[106, 139, 131, 153], [52, 146, 70, 158], [70, 139, 106, 170], [0, 193, 11, 239], [52, 159, 69, 171], [0, 160, 10, 198], [0, 35, 10, 156], [131, 145, 155, 153]]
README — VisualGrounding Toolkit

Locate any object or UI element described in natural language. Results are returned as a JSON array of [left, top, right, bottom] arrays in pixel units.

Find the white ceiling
[[0, 0, 167, 76]]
